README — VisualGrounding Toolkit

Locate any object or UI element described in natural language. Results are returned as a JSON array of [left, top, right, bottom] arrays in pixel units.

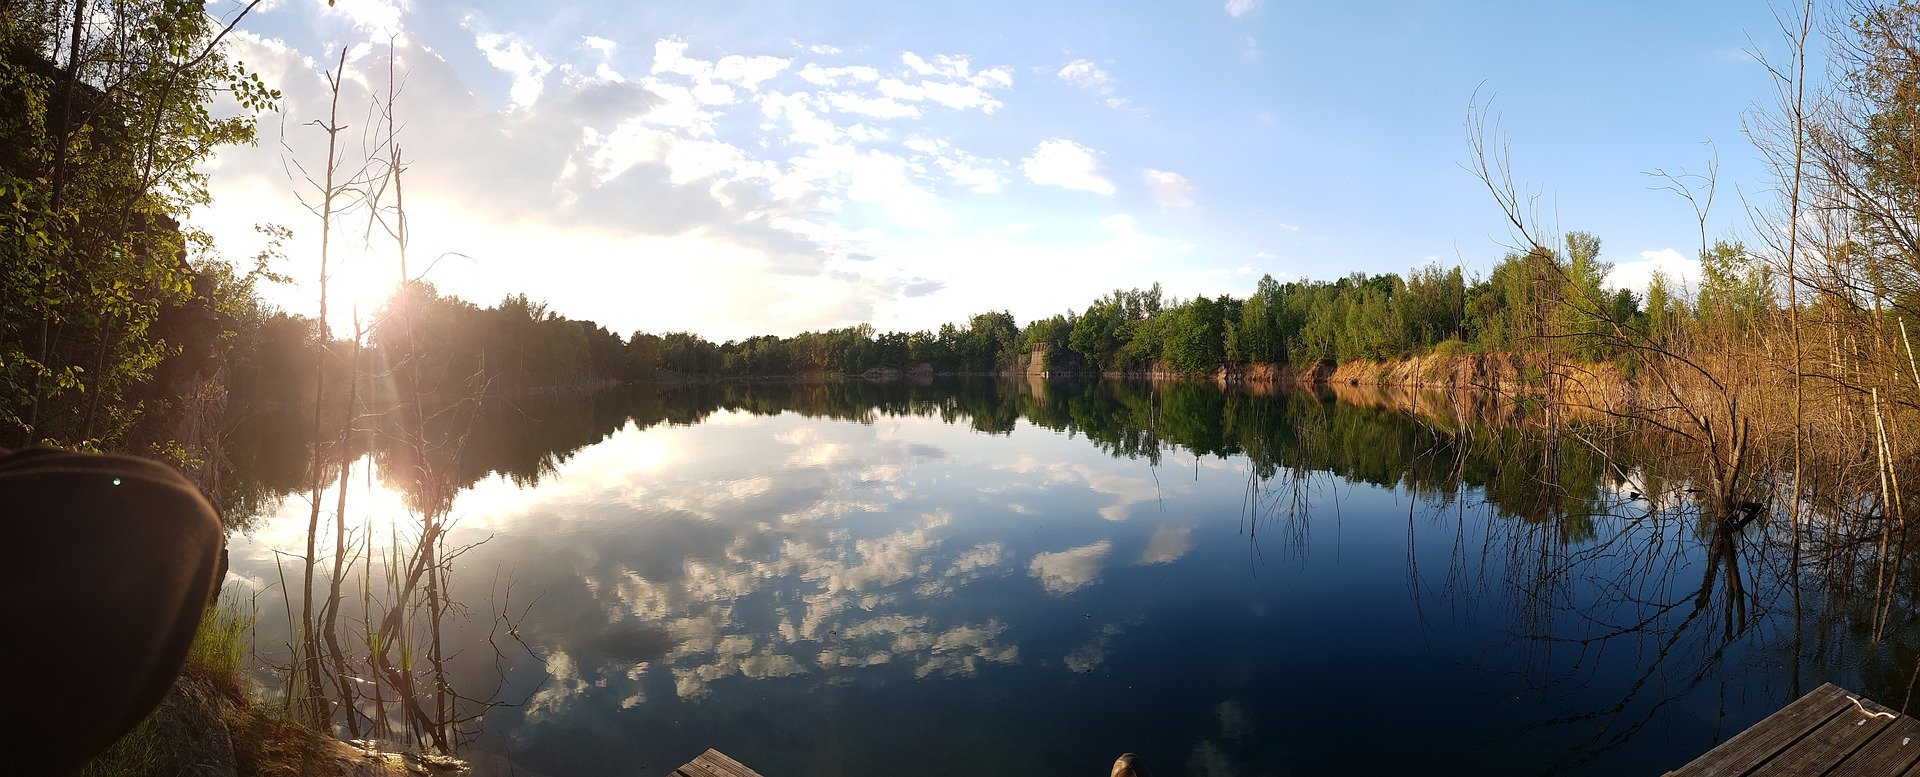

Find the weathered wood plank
[[1830, 714, 1920, 776], [1750, 695, 1895, 776], [1669, 683, 1851, 776], [671, 748, 764, 777]]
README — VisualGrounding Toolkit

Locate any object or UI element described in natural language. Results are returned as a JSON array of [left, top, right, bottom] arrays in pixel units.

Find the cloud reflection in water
[[223, 409, 1172, 725]]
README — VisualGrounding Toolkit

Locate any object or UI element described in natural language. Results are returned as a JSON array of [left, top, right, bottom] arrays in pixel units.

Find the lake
[[221, 378, 1898, 776]]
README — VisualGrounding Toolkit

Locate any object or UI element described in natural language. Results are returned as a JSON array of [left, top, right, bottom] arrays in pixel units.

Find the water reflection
[[218, 379, 1911, 775]]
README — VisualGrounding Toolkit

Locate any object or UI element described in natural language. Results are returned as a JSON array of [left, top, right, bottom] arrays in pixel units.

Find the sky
[[194, 0, 1797, 341]]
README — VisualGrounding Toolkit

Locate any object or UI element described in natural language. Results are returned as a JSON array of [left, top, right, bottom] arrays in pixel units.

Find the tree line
[[208, 222, 1771, 416]]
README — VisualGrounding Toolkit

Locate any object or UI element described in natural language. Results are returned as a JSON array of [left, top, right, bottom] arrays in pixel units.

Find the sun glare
[[324, 250, 403, 334]]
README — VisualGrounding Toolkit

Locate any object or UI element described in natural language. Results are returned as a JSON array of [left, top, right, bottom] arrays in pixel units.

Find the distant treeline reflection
[[219, 378, 1638, 538]]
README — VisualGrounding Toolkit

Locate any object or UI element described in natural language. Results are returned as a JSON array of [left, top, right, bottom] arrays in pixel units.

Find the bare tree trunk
[[300, 48, 350, 725], [321, 314, 363, 737]]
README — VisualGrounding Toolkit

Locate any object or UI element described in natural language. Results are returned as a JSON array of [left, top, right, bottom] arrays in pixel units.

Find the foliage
[[225, 238, 1676, 395], [0, 0, 275, 447]]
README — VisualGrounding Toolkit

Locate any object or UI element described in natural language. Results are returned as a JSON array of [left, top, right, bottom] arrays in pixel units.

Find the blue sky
[[199, 0, 1793, 340]]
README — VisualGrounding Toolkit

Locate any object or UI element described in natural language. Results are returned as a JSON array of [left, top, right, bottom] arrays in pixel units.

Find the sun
[[323, 249, 403, 336]]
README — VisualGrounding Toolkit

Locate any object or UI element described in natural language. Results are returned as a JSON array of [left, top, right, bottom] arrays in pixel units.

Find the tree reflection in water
[[216, 377, 1920, 774]]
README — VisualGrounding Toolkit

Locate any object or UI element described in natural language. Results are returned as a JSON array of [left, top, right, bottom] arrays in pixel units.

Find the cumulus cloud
[[868, 53, 1011, 113], [650, 39, 791, 105], [1058, 59, 1110, 90], [323, 0, 407, 37], [903, 136, 1007, 193], [200, 24, 1035, 338], [473, 31, 554, 109], [1140, 525, 1194, 564], [200, 34, 876, 335], [1144, 169, 1196, 209], [902, 51, 969, 78], [1226, 0, 1262, 18], [715, 54, 792, 88], [1605, 247, 1703, 298], [921, 79, 1001, 111], [1021, 139, 1115, 195], [1029, 541, 1113, 594]]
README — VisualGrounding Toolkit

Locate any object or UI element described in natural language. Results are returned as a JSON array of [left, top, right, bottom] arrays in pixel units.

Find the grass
[[186, 600, 253, 698], [76, 719, 162, 777]]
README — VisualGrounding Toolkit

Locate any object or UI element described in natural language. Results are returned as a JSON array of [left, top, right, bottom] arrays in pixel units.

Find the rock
[[142, 671, 240, 776]]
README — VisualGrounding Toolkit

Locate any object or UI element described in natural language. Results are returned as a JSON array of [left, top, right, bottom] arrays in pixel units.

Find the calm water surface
[[223, 380, 1899, 776]]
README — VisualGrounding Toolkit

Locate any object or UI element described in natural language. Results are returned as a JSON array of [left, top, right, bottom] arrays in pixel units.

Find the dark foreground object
[[1666, 683, 1920, 775], [672, 748, 763, 777], [668, 748, 1146, 776], [0, 446, 225, 775]]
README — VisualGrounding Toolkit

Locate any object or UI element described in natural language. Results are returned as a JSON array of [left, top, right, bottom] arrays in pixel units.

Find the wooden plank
[[1669, 683, 1852, 776], [671, 749, 764, 777], [1831, 714, 1920, 776], [1751, 696, 1895, 776]]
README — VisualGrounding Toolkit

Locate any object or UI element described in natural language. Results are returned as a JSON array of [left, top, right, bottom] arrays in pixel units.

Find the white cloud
[[760, 90, 842, 146], [903, 137, 1007, 194], [473, 32, 554, 109], [199, 33, 893, 338], [322, 0, 406, 37], [973, 67, 1013, 89], [783, 143, 953, 230], [881, 53, 1009, 113], [1021, 139, 1115, 195], [200, 30, 1043, 339], [1058, 59, 1129, 110], [714, 54, 792, 88], [1029, 541, 1113, 595], [653, 40, 789, 98], [690, 81, 737, 105], [1605, 247, 1704, 298], [1058, 59, 1110, 91], [797, 63, 881, 86], [1140, 526, 1194, 564], [1143, 169, 1196, 209], [902, 51, 970, 79], [824, 91, 921, 119], [651, 38, 705, 78], [921, 80, 1001, 112], [1226, 0, 1262, 18]]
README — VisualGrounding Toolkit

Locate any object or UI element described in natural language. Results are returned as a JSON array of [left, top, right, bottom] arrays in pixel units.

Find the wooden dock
[[671, 748, 763, 777], [1667, 683, 1920, 775]]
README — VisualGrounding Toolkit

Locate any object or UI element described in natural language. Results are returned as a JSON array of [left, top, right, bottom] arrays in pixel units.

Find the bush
[[1429, 338, 1471, 358]]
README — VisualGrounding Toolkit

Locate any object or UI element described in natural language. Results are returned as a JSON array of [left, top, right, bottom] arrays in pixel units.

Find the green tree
[[0, 0, 275, 446]]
